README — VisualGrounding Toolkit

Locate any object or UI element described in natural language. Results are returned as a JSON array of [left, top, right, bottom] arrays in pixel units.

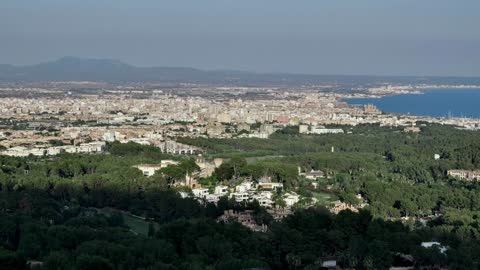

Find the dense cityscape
[[1, 78, 480, 269], [2, 82, 480, 157], [2, 0, 480, 269]]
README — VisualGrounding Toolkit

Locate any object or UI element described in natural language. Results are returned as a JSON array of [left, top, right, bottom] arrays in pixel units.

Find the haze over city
[[2, 0, 480, 76]]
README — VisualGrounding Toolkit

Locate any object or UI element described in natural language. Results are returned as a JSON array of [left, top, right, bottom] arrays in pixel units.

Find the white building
[[230, 192, 250, 203], [257, 182, 283, 190], [133, 164, 163, 177], [102, 132, 116, 142], [205, 194, 221, 204], [1, 146, 30, 157], [47, 147, 63, 156], [300, 125, 344, 135], [160, 160, 179, 167], [284, 193, 300, 207], [252, 194, 274, 208], [310, 126, 344, 135], [77, 141, 106, 153], [192, 188, 210, 199], [299, 124, 309, 134], [248, 132, 270, 139], [214, 185, 229, 196], [178, 192, 189, 199], [0, 141, 105, 157], [235, 182, 254, 193], [421, 242, 448, 254], [133, 160, 179, 177]]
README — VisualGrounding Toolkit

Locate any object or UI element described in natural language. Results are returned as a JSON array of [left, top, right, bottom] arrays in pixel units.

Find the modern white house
[[205, 194, 221, 203], [235, 182, 254, 193], [133, 160, 179, 177], [254, 197, 274, 208], [214, 185, 229, 196], [192, 188, 209, 199], [133, 164, 163, 177], [230, 192, 250, 203], [284, 193, 300, 207]]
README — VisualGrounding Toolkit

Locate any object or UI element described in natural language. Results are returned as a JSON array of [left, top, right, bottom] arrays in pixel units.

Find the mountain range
[[1, 57, 479, 86]]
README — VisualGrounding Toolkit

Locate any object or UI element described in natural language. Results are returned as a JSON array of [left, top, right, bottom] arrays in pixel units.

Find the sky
[[1, 0, 480, 76]]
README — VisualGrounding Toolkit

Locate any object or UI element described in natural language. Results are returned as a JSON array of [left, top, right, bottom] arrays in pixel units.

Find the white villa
[[133, 160, 179, 177]]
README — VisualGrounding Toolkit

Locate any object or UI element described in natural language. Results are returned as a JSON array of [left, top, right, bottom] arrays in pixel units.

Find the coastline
[[343, 87, 480, 120]]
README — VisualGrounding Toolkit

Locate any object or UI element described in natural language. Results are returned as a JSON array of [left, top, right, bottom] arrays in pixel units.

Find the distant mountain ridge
[[1, 57, 479, 86], [0, 57, 212, 83]]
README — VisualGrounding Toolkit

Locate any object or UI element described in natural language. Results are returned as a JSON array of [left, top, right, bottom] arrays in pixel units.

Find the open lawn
[[96, 207, 158, 236], [312, 191, 336, 204]]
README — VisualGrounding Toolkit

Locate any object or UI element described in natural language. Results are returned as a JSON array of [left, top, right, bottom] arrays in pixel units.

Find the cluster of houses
[[215, 207, 292, 230], [329, 195, 367, 215], [189, 179, 302, 208], [133, 160, 331, 211], [132, 157, 318, 211], [448, 169, 480, 181], [133, 156, 223, 184], [133, 159, 339, 227], [103, 130, 203, 155], [131, 157, 450, 269], [0, 141, 106, 157], [216, 208, 294, 233], [217, 210, 268, 232], [133, 158, 303, 224], [134, 159, 341, 215]]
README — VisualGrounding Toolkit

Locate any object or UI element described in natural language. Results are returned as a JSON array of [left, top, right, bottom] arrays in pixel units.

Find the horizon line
[[2, 56, 480, 79]]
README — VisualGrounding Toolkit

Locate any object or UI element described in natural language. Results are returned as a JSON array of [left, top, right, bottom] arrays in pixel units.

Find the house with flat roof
[[192, 188, 209, 199], [214, 185, 229, 196], [133, 164, 163, 177], [133, 160, 179, 177], [230, 192, 250, 203]]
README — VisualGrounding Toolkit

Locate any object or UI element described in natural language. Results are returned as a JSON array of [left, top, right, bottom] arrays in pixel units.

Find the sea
[[345, 89, 480, 118]]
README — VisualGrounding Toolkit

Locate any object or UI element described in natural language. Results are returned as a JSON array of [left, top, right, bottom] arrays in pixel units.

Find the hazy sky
[[2, 0, 480, 76]]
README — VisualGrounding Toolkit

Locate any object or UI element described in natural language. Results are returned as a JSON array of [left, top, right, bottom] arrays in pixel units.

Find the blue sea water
[[345, 89, 480, 118]]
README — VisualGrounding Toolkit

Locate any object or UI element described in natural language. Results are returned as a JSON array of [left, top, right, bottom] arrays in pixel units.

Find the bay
[[345, 89, 480, 118]]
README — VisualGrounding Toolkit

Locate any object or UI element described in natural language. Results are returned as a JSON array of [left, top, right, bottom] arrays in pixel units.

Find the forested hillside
[[1, 124, 480, 269]]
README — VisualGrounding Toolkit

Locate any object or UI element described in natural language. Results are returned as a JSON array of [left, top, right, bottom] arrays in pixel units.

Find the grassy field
[[96, 208, 157, 236], [312, 191, 336, 204], [245, 155, 284, 164]]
